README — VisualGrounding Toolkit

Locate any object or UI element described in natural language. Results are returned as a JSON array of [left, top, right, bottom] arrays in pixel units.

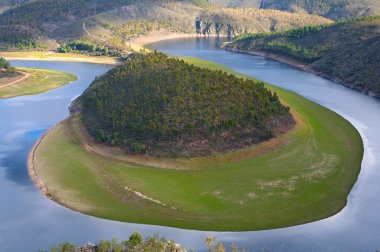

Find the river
[[0, 38, 379, 251]]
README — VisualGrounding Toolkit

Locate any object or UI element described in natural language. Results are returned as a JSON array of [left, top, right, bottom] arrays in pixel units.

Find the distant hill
[[225, 16, 380, 97], [208, 0, 261, 7], [260, 0, 380, 20], [0, 0, 331, 50], [78, 52, 294, 156], [207, 0, 380, 20]]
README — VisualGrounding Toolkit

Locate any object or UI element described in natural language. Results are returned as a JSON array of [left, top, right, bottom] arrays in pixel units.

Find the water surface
[[0, 39, 379, 251]]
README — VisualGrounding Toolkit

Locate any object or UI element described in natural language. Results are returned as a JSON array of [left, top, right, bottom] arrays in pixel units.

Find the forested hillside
[[78, 52, 294, 156], [0, 0, 331, 51], [225, 16, 380, 97], [207, 0, 380, 19], [260, 0, 380, 20]]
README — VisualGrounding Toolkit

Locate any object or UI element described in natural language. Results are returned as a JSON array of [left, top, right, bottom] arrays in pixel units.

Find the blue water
[[0, 39, 379, 251]]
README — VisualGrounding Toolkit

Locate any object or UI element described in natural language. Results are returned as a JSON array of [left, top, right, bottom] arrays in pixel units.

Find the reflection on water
[[0, 40, 379, 251]]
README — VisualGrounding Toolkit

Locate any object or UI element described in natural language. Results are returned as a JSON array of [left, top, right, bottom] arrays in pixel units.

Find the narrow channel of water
[[0, 38, 379, 251]]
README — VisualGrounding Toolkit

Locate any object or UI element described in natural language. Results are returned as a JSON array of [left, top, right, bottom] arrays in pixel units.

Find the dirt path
[[0, 71, 31, 89], [83, 21, 106, 42]]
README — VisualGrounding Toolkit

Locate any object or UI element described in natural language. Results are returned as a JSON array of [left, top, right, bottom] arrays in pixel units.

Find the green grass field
[[0, 67, 77, 98], [33, 57, 363, 231]]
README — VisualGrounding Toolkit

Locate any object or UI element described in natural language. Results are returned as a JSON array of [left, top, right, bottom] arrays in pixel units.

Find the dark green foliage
[[262, 42, 319, 62], [226, 16, 380, 96], [281, 25, 327, 38], [0, 56, 15, 73], [79, 52, 292, 156], [0, 56, 10, 68], [123, 232, 143, 250], [58, 40, 123, 56]]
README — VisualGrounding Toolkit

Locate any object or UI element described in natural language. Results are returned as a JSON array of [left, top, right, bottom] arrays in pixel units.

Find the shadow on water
[[0, 129, 45, 186]]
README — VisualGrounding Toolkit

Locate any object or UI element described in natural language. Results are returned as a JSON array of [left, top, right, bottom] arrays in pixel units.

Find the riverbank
[[28, 129, 50, 198], [0, 67, 77, 98], [128, 32, 199, 50], [29, 57, 363, 231], [129, 32, 226, 49], [223, 47, 380, 98], [0, 51, 120, 65], [0, 33, 219, 64]]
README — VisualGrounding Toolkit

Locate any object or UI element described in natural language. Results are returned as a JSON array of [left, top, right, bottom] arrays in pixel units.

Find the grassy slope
[[225, 17, 380, 96], [0, 67, 77, 98], [33, 57, 363, 231], [74, 3, 331, 44]]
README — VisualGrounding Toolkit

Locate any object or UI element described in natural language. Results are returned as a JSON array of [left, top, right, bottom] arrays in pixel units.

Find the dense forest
[[225, 16, 380, 97], [0, 0, 331, 50], [78, 52, 294, 157]]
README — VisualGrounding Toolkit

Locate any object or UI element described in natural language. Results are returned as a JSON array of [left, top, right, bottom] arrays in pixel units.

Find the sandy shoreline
[[129, 32, 198, 48], [27, 129, 50, 199], [129, 32, 226, 47], [1, 33, 222, 64], [2, 55, 120, 65]]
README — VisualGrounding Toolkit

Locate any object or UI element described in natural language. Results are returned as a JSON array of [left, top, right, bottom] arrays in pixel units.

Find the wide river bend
[[0, 38, 379, 251]]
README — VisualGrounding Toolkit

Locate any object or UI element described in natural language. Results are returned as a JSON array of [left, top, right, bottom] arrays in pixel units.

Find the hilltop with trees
[[225, 16, 380, 97], [78, 52, 294, 156], [208, 0, 380, 20], [0, 0, 331, 51]]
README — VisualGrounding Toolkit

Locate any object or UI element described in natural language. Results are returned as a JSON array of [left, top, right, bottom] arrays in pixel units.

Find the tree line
[[40, 232, 249, 252], [58, 40, 123, 57]]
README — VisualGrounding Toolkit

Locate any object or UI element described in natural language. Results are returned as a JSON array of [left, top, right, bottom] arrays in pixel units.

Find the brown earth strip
[[0, 71, 30, 89]]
